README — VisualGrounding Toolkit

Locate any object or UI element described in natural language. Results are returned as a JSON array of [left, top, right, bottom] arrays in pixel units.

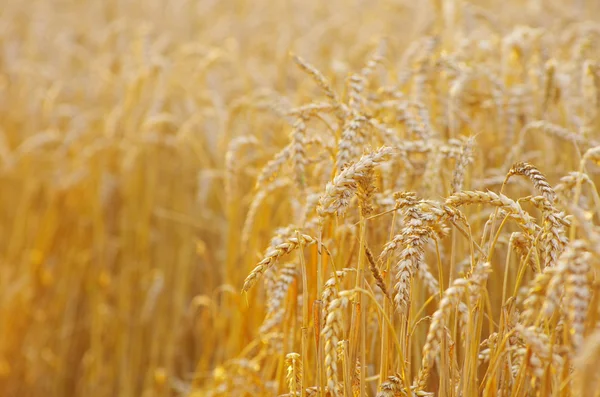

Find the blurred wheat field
[[2, 0, 600, 396]]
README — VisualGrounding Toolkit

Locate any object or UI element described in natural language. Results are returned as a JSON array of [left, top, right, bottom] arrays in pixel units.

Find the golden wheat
[[3, 1, 600, 396]]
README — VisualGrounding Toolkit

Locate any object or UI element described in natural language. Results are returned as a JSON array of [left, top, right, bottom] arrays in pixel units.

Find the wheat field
[[1, 0, 600, 396]]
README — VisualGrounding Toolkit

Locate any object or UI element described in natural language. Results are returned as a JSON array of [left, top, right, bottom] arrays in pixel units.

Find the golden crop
[[1, 0, 600, 396]]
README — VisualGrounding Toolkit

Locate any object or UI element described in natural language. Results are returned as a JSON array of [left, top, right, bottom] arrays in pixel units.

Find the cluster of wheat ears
[[3, 1, 600, 397], [215, 22, 600, 397]]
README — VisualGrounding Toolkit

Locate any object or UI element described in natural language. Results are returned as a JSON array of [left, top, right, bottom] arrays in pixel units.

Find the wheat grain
[[445, 190, 537, 236], [322, 291, 352, 395], [286, 353, 303, 396], [291, 115, 308, 190], [376, 375, 403, 397], [256, 144, 293, 189], [565, 250, 592, 350], [319, 146, 393, 221], [260, 264, 296, 333], [450, 136, 475, 193], [365, 246, 389, 298], [415, 262, 491, 391], [507, 162, 556, 203], [392, 206, 432, 313], [336, 114, 368, 171], [243, 234, 317, 292], [514, 324, 564, 378]]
